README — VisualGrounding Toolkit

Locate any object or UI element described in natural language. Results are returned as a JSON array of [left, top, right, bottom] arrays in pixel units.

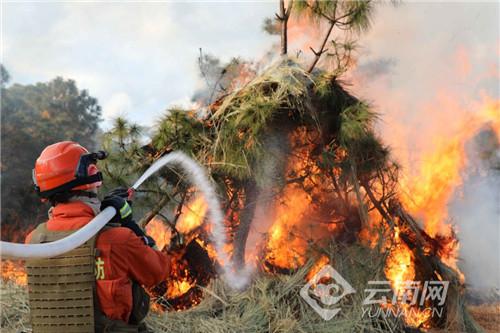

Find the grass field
[[2, 277, 498, 333]]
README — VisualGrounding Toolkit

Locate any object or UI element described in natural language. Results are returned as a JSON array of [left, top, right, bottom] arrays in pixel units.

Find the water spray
[[0, 151, 250, 289]]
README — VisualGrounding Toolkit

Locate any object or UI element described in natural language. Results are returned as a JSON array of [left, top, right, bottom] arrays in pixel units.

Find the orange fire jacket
[[25, 201, 171, 322]]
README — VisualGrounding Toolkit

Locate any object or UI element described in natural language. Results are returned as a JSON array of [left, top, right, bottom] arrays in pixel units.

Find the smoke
[[450, 129, 500, 290], [244, 130, 290, 265], [347, 2, 499, 289], [352, 58, 397, 81]]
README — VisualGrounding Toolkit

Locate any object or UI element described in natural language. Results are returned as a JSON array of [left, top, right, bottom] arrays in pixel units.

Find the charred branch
[[361, 179, 394, 227]]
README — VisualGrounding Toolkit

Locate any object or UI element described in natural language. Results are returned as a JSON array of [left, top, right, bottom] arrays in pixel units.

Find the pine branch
[[306, 2, 363, 73]]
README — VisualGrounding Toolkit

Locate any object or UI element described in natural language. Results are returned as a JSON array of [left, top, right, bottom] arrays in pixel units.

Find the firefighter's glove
[[101, 196, 157, 249], [105, 187, 133, 206], [100, 195, 133, 224]]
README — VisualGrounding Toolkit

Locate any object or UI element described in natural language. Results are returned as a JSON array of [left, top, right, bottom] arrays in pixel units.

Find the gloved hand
[[105, 187, 133, 205], [100, 195, 133, 224], [100, 195, 157, 249]]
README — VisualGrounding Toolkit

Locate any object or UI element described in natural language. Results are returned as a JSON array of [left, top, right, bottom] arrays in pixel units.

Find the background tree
[[1, 64, 10, 87], [293, 0, 374, 73], [1, 69, 102, 239]]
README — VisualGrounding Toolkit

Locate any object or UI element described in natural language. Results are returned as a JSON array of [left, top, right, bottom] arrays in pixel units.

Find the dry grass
[[0, 281, 31, 333], [1, 277, 493, 333], [467, 303, 500, 333], [145, 261, 407, 333], [0, 243, 490, 333]]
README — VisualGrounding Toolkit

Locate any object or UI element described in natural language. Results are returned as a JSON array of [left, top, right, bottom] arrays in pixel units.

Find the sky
[[2, 1, 499, 288], [2, 1, 277, 126], [2, 2, 498, 127]]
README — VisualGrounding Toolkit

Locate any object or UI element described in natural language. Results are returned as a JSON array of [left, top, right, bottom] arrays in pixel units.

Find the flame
[[263, 128, 338, 271], [145, 195, 215, 310], [176, 196, 208, 234], [399, 136, 466, 238], [385, 228, 415, 294], [384, 228, 431, 328], [166, 273, 196, 299], [373, 82, 498, 326], [265, 186, 312, 270], [381, 97, 498, 327], [397, 98, 499, 271], [196, 238, 217, 260], [1, 260, 27, 286], [306, 255, 330, 281], [479, 97, 500, 136], [145, 218, 172, 251], [1, 45, 496, 324]]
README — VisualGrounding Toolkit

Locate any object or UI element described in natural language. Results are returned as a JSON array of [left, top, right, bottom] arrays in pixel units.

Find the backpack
[[26, 223, 150, 333]]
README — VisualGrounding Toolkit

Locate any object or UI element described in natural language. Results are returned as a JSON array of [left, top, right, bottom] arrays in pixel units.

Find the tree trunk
[[233, 180, 259, 268], [138, 195, 172, 229], [280, 0, 288, 55]]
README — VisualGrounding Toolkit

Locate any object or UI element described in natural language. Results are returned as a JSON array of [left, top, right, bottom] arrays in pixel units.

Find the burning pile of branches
[[2, 59, 494, 333], [105, 60, 488, 331]]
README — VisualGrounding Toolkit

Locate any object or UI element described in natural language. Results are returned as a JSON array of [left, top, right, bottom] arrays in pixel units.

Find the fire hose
[[0, 151, 250, 288]]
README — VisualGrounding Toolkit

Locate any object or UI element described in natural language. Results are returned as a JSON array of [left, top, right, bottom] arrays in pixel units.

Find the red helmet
[[33, 141, 107, 198]]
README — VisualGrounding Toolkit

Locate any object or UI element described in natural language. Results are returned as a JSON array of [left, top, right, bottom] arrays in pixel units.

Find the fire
[[263, 128, 338, 272], [479, 97, 500, 136], [396, 97, 499, 271], [168, 279, 193, 298], [385, 228, 414, 294], [196, 238, 217, 260], [176, 196, 208, 234], [1, 260, 27, 286], [384, 228, 431, 328], [265, 186, 312, 270], [145, 195, 217, 311], [399, 136, 465, 237], [0, 47, 496, 326], [166, 266, 196, 300], [145, 218, 172, 251], [306, 255, 330, 281]]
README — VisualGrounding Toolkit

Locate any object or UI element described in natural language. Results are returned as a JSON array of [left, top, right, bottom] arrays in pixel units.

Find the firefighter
[[26, 141, 170, 333]]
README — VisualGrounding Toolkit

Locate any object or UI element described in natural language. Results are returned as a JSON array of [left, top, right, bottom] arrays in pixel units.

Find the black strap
[[37, 172, 103, 198]]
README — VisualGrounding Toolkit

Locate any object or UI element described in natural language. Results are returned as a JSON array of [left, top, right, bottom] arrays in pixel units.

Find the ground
[[1, 280, 499, 333], [467, 304, 500, 333]]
